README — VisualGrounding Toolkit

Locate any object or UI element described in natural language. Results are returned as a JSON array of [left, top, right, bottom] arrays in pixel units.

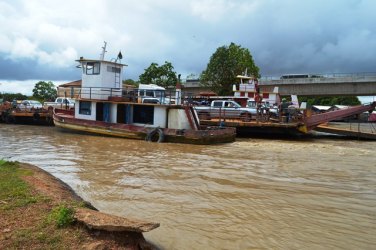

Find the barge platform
[[314, 123, 376, 140]]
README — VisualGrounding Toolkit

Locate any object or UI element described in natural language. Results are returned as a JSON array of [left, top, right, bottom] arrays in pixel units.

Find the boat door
[[96, 102, 111, 122], [117, 104, 131, 124], [96, 102, 104, 121]]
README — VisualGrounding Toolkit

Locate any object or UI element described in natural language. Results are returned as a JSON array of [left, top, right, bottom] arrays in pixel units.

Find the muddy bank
[[0, 162, 159, 249]]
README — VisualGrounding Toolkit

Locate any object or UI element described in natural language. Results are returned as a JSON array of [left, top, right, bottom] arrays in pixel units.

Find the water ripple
[[1, 124, 376, 249]]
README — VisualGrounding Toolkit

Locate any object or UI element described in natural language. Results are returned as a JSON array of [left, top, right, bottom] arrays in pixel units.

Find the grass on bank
[[0, 160, 84, 248], [0, 160, 38, 210]]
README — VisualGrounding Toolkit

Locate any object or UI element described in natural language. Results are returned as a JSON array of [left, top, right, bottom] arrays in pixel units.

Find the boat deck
[[199, 119, 306, 136], [314, 123, 376, 140]]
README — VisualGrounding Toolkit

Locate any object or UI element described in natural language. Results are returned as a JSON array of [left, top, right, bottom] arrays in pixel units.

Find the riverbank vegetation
[[0, 160, 153, 249], [0, 160, 85, 248], [298, 96, 361, 106]]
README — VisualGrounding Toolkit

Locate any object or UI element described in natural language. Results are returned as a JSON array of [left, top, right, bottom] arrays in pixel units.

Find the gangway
[[305, 102, 376, 131]]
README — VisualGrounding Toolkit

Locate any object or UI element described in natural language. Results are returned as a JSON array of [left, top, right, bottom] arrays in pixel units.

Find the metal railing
[[260, 72, 376, 81], [77, 87, 185, 105]]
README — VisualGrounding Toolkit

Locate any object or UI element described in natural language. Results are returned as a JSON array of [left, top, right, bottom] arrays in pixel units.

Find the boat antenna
[[100, 41, 107, 60]]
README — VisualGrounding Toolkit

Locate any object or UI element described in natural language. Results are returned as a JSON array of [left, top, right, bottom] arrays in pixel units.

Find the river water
[[0, 124, 375, 249]]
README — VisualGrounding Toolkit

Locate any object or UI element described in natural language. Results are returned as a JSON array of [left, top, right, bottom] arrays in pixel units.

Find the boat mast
[[100, 41, 107, 60]]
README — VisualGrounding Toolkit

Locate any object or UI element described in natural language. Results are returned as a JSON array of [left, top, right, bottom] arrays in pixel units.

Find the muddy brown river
[[0, 124, 375, 249]]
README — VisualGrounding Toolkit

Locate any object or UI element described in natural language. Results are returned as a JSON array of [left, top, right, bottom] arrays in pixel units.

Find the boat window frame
[[84, 62, 101, 75], [107, 65, 121, 74], [79, 101, 92, 115]]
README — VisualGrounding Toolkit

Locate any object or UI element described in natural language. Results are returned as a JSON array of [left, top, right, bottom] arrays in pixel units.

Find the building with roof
[[57, 80, 81, 98]]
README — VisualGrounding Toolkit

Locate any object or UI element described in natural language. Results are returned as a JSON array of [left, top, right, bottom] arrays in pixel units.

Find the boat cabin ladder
[[114, 65, 121, 88], [184, 106, 200, 130]]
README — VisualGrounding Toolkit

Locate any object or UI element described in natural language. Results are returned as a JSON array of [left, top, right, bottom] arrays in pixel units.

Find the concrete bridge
[[259, 73, 376, 96]]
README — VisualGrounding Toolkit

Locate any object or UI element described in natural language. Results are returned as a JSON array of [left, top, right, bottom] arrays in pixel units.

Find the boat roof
[[58, 80, 81, 87], [332, 105, 349, 109], [139, 84, 165, 90], [236, 75, 256, 80], [76, 58, 128, 67], [312, 105, 331, 111]]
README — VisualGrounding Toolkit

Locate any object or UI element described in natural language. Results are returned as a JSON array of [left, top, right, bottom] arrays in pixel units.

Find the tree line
[[1, 42, 360, 105], [0, 81, 57, 103]]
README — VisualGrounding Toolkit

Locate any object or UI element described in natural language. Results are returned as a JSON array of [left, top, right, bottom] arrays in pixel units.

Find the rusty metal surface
[[53, 110, 236, 144], [305, 102, 376, 130]]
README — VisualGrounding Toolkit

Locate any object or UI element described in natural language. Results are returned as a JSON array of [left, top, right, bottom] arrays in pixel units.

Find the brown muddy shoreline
[[1, 162, 159, 250]]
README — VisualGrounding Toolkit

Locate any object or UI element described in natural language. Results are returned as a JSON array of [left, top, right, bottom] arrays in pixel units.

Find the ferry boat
[[198, 72, 376, 137], [53, 44, 236, 144]]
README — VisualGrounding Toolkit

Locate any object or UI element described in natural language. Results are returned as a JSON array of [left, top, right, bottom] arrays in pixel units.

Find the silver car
[[21, 100, 43, 109]]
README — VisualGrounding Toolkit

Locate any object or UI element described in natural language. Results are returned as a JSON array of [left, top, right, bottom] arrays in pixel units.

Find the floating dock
[[314, 124, 376, 140], [200, 118, 306, 136]]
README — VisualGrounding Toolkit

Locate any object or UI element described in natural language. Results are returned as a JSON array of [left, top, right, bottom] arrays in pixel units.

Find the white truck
[[44, 97, 75, 110], [136, 84, 175, 104], [194, 100, 256, 121]]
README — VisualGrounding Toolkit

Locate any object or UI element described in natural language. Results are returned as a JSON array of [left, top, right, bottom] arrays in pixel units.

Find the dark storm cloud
[[1, 0, 375, 93], [0, 56, 80, 81]]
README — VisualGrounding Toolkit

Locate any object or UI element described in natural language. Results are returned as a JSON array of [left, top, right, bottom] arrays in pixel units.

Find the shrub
[[49, 205, 75, 228]]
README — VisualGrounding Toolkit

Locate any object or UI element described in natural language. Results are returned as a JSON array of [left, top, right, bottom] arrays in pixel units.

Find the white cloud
[[0, 0, 375, 81], [9, 38, 38, 59], [0, 79, 66, 95], [38, 47, 78, 67], [189, 0, 259, 22]]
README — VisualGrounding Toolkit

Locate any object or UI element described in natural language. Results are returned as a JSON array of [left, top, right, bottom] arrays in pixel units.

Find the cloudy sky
[[0, 0, 375, 95]]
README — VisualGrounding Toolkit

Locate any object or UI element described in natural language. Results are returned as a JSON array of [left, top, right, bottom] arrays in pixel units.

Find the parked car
[[194, 100, 256, 121], [20, 100, 43, 110], [44, 97, 75, 110]]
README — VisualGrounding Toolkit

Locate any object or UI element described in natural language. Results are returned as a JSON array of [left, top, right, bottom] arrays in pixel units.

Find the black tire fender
[[33, 112, 40, 122], [145, 127, 165, 143]]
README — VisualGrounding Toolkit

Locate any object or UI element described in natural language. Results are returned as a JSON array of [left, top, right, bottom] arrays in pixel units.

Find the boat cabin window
[[247, 101, 256, 108], [155, 90, 164, 98], [79, 101, 92, 115], [145, 90, 155, 97], [83, 62, 100, 75], [107, 66, 121, 73], [133, 105, 154, 124], [138, 90, 165, 98]]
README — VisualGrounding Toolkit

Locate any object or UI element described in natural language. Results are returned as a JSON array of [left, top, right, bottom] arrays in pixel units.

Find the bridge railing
[[260, 72, 376, 81]]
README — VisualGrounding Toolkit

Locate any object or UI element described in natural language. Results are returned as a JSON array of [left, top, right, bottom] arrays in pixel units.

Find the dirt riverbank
[[0, 161, 158, 249]]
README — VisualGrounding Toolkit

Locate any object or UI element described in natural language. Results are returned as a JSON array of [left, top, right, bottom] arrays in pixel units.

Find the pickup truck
[[44, 97, 75, 110], [194, 100, 256, 121]]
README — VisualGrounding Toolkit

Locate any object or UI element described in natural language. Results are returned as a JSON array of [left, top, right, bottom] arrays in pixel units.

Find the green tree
[[298, 96, 361, 107], [200, 42, 259, 96], [139, 61, 177, 88], [32, 81, 57, 102]]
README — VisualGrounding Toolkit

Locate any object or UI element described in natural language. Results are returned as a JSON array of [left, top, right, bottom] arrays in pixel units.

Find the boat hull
[[53, 111, 236, 145], [200, 119, 307, 137]]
